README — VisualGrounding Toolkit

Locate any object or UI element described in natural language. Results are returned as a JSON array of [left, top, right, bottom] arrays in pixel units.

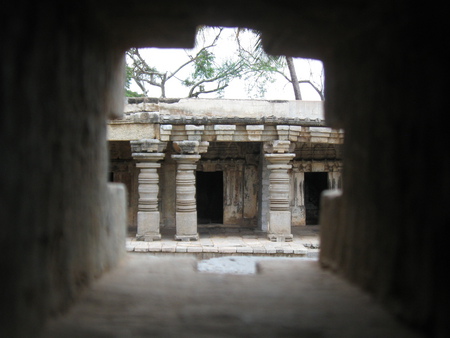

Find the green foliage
[[192, 49, 215, 80], [125, 89, 145, 97], [125, 66, 135, 90]]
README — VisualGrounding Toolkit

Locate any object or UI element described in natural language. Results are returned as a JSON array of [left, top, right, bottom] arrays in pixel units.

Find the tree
[[286, 56, 302, 100], [125, 65, 145, 97], [126, 28, 248, 98], [126, 27, 324, 100], [280, 57, 325, 100], [235, 29, 324, 100]]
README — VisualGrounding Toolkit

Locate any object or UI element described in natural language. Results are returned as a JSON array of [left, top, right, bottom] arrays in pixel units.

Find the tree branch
[[189, 83, 229, 98], [298, 80, 324, 100]]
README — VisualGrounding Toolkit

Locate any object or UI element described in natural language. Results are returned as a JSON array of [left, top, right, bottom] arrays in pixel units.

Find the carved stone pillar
[[171, 140, 208, 241], [131, 140, 167, 241], [291, 165, 306, 226], [264, 140, 295, 241], [172, 154, 201, 241]]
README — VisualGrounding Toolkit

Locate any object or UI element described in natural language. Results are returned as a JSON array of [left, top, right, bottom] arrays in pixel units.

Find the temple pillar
[[326, 161, 343, 190], [291, 165, 306, 226], [264, 140, 295, 242], [131, 140, 166, 241], [172, 141, 208, 241]]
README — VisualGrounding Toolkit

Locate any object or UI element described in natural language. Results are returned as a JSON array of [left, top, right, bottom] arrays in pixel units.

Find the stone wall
[[319, 11, 448, 335], [1, 4, 126, 337], [109, 141, 139, 231]]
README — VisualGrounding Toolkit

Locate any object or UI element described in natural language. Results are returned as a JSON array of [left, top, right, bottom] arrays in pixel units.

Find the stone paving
[[126, 225, 320, 257]]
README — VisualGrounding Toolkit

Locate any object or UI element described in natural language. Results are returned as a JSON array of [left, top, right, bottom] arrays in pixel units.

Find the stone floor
[[43, 254, 424, 337], [126, 225, 320, 257]]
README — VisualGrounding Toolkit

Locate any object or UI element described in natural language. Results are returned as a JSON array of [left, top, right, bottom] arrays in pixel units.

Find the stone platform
[[126, 225, 320, 257]]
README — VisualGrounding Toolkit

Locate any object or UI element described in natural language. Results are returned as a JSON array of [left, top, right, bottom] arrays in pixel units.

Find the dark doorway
[[197, 171, 223, 224], [304, 172, 328, 225]]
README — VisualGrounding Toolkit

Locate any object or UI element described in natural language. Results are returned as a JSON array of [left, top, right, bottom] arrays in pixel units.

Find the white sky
[[129, 27, 324, 101]]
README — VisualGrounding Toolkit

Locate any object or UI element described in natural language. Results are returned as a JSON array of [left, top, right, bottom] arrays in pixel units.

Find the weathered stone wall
[[319, 10, 448, 336], [157, 142, 261, 229], [1, 4, 126, 337], [109, 141, 139, 231]]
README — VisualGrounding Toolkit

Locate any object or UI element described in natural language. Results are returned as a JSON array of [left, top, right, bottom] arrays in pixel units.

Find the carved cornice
[[112, 113, 327, 127]]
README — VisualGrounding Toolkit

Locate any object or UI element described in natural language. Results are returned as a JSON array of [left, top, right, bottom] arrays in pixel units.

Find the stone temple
[[108, 97, 343, 242]]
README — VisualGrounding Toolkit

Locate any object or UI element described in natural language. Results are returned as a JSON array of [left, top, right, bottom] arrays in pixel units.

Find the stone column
[[131, 140, 166, 241], [291, 165, 306, 226], [172, 154, 200, 241], [171, 140, 208, 241], [264, 140, 295, 242], [326, 161, 343, 190]]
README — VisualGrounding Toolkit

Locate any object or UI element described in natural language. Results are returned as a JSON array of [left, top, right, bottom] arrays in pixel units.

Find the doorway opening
[[196, 171, 224, 224], [304, 172, 328, 225]]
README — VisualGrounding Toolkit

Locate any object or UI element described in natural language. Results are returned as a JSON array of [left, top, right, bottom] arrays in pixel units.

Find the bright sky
[[129, 27, 324, 101]]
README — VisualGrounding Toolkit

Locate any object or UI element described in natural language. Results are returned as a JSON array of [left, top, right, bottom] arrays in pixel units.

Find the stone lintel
[[246, 125, 264, 141], [153, 122, 343, 145], [289, 126, 302, 142], [214, 124, 236, 141], [185, 124, 205, 141], [276, 125, 290, 140], [160, 124, 173, 141]]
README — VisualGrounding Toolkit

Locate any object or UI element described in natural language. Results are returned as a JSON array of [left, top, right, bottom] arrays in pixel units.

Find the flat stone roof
[[115, 97, 325, 125]]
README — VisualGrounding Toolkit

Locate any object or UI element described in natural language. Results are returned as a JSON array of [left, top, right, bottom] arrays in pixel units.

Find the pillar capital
[[263, 140, 295, 154], [173, 140, 209, 154], [171, 153, 201, 162], [133, 152, 166, 164], [265, 153, 295, 167], [130, 139, 167, 153]]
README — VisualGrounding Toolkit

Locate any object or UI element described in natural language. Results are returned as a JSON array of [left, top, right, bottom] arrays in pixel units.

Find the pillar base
[[136, 212, 161, 242], [136, 234, 162, 242], [174, 234, 199, 241], [175, 212, 199, 241], [268, 234, 294, 242], [268, 210, 293, 242]]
